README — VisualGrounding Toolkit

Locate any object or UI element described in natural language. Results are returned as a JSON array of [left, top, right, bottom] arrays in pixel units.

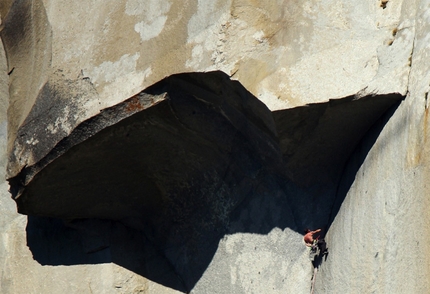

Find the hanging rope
[[310, 266, 317, 294]]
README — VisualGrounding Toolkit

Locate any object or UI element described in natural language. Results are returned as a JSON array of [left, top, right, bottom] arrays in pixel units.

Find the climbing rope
[[310, 266, 317, 294]]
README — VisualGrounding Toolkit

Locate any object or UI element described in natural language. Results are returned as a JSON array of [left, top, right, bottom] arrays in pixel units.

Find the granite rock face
[[316, 1, 430, 292], [5, 67, 402, 293], [1, 0, 410, 179], [0, 0, 429, 294]]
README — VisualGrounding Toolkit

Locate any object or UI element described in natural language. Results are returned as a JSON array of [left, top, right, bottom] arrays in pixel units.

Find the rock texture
[[1, 0, 411, 178], [316, 1, 430, 292], [5, 67, 403, 293], [0, 0, 429, 294]]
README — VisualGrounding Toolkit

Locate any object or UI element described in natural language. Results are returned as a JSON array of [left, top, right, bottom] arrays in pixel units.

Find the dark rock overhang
[[274, 93, 404, 187], [8, 71, 283, 225], [5, 70, 404, 292], [7, 71, 404, 223]]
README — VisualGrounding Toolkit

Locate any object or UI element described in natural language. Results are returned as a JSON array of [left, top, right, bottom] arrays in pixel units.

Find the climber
[[304, 228, 328, 260], [303, 228, 321, 247]]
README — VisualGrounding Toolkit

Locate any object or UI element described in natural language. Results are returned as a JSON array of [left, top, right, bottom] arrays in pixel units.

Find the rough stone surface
[[316, 1, 430, 292], [1, 0, 429, 294], [6, 67, 401, 293], [2, 0, 410, 178]]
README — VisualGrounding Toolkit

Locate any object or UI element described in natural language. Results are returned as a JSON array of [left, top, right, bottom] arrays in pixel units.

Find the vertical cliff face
[[317, 1, 430, 292], [0, 0, 429, 294]]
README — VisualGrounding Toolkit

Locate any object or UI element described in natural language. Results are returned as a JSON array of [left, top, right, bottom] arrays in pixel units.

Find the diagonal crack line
[[406, 42, 416, 93], [405, 23, 417, 95]]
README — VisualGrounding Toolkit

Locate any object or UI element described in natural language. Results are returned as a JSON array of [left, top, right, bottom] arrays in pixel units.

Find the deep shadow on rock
[[326, 100, 404, 230], [272, 93, 404, 228], [8, 71, 404, 292]]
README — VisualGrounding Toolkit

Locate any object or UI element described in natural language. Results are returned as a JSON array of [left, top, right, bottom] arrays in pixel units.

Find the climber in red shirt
[[304, 228, 321, 247], [304, 228, 328, 258]]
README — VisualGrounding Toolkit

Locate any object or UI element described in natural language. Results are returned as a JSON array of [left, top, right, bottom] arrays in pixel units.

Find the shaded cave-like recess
[[7, 71, 404, 292]]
